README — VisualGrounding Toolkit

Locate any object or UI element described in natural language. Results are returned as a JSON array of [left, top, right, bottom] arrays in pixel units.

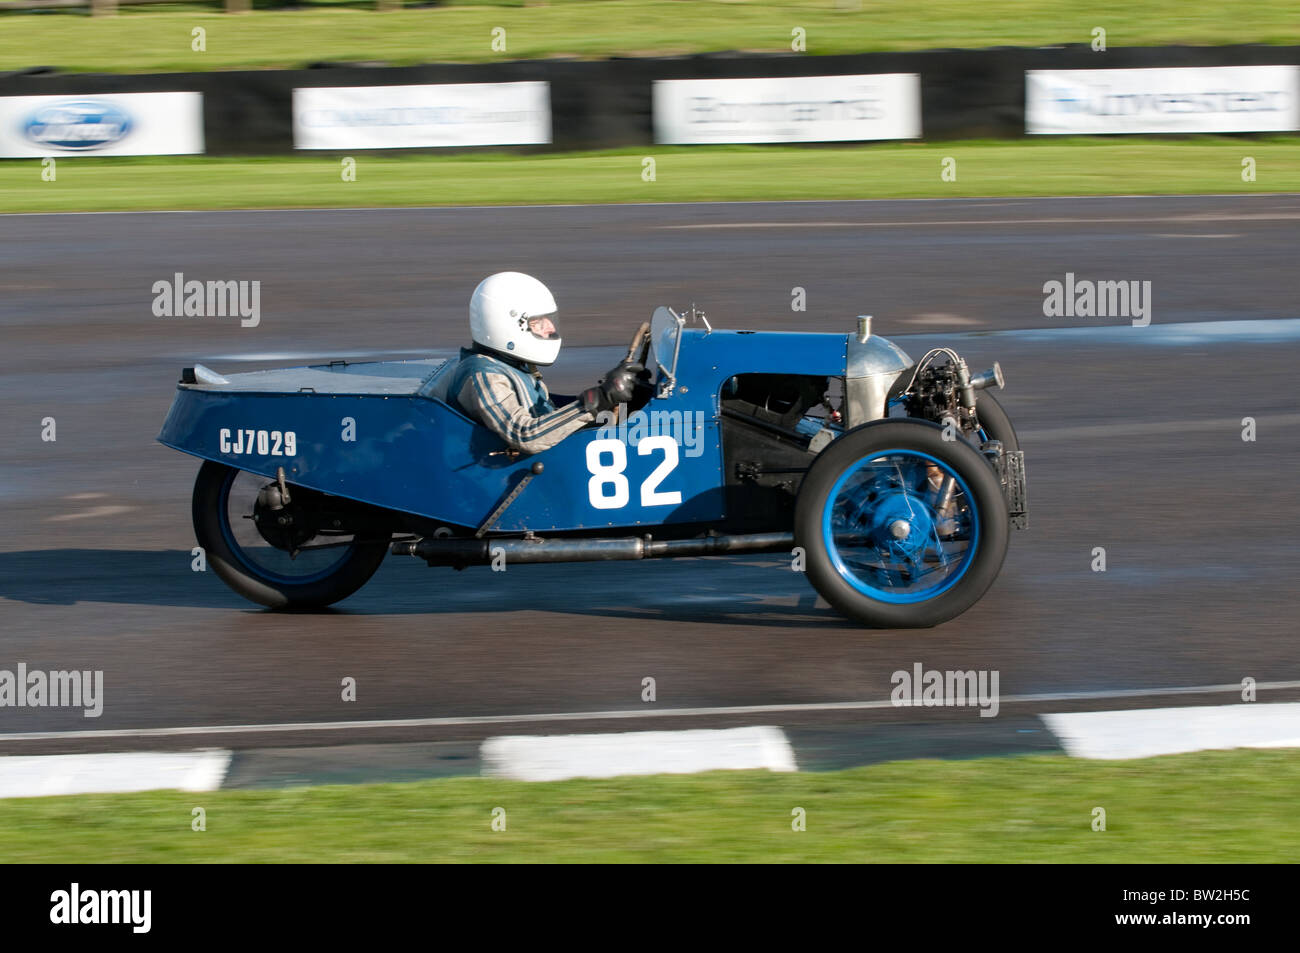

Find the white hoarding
[[0, 92, 204, 158], [653, 74, 921, 144], [293, 82, 551, 149], [1026, 66, 1299, 134]]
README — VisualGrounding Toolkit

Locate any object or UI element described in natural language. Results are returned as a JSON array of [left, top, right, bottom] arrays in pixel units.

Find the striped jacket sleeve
[[457, 368, 595, 454]]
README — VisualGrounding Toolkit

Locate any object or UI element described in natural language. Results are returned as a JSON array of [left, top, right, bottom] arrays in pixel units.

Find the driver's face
[[528, 315, 558, 339]]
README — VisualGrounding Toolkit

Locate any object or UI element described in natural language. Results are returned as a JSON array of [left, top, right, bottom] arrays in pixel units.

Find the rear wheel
[[192, 461, 390, 610], [795, 420, 1008, 628]]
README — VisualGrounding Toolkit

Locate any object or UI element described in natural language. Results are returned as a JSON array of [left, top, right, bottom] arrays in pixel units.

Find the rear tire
[[192, 461, 389, 610]]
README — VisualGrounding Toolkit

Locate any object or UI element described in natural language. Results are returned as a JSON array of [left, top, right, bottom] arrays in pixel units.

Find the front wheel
[[973, 391, 1018, 452], [192, 461, 390, 610], [795, 420, 1009, 628]]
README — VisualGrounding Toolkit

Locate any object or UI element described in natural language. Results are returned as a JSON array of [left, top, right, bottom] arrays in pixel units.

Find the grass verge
[[1, 749, 1297, 862], [1, 1, 1299, 74], [2, 137, 1296, 213]]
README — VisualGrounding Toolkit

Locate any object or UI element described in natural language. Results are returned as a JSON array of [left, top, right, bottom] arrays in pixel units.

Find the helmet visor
[[526, 312, 559, 341]]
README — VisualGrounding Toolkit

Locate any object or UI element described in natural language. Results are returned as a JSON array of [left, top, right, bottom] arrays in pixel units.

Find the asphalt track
[[1, 195, 1298, 769]]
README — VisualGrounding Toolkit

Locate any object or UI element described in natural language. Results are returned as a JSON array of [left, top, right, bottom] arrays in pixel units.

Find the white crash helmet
[[469, 272, 562, 366]]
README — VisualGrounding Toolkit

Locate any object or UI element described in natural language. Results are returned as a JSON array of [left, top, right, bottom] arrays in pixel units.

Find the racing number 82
[[586, 437, 682, 510]]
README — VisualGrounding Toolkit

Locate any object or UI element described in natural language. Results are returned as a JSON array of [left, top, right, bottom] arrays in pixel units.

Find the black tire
[[973, 391, 1018, 452], [192, 461, 389, 610], [795, 420, 1009, 628]]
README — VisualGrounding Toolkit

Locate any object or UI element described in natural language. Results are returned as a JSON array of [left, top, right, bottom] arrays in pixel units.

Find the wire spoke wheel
[[795, 420, 1009, 628], [824, 451, 977, 604]]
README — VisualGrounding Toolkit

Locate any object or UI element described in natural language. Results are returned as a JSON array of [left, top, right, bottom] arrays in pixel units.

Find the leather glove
[[580, 362, 643, 415], [603, 362, 642, 404], [579, 386, 613, 415]]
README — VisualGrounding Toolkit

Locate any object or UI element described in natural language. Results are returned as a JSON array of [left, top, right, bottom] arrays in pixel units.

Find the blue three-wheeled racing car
[[158, 307, 1026, 628]]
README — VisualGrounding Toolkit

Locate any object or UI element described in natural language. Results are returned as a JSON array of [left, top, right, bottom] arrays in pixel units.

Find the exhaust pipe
[[393, 532, 794, 566]]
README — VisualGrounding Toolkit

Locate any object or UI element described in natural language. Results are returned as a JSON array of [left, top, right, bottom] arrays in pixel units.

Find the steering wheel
[[614, 322, 654, 417], [623, 321, 651, 368]]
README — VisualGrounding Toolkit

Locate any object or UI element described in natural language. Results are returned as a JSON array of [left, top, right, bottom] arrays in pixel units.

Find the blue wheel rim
[[821, 449, 980, 604], [217, 469, 355, 586]]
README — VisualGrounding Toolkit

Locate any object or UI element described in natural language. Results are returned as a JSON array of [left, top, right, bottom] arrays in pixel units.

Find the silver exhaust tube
[[393, 532, 794, 566]]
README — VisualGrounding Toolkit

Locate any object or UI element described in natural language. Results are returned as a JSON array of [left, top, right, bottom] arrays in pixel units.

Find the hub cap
[[821, 449, 980, 604]]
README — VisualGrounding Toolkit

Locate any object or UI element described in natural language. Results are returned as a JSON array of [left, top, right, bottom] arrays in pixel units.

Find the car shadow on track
[[0, 549, 858, 628]]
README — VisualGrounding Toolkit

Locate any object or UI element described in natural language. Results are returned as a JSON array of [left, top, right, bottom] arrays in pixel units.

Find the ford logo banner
[[23, 100, 133, 151]]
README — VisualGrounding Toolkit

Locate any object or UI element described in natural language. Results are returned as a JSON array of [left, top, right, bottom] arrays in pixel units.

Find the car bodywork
[[161, 306, 1024, 625], [159, 308, 910, 535]]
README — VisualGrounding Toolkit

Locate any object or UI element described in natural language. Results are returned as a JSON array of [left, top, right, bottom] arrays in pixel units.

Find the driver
[[446, 272, 641, 454]]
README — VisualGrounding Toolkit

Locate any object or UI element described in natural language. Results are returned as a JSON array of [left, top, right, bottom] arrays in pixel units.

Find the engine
[[898, 349, 1003, 437]]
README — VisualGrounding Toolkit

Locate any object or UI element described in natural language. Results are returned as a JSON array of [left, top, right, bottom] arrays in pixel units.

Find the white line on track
[[2, 681, 1298, 744], [657, 213, 1300, 228], [1, 193, 1297, 218], [1018, 412, 1300, 442]]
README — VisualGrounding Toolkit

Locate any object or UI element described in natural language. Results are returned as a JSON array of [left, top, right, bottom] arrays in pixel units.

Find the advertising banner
[[293, 82, 552, 149], [653, 74, 921, 143]]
